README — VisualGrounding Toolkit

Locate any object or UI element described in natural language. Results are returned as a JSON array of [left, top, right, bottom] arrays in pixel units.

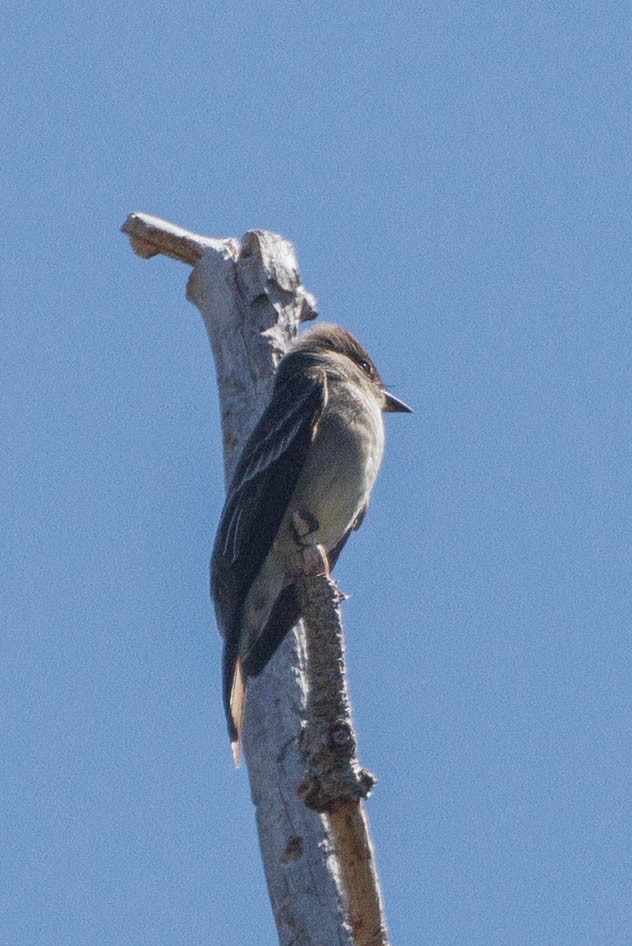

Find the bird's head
[[286, 322, 413, 413]]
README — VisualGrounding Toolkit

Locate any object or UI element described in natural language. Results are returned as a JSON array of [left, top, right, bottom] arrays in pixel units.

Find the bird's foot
[[291, 511, 328, 576], [291, 510, 320, 546]]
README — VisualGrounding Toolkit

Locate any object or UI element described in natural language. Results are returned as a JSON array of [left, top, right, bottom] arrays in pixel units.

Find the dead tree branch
[[121, 211, 389, 946]]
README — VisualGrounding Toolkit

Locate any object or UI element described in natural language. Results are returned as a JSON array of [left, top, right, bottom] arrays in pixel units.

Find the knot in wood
[[329, 720, 355, 753], [296, 762, 377, 813]]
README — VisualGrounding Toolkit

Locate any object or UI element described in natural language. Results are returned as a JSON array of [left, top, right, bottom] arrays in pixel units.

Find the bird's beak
[[383, 390, 413, 413]]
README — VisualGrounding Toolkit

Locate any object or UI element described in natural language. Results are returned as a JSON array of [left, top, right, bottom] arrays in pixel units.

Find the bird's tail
[[223, 637, 247, 767], [229, 659, 247, 767]]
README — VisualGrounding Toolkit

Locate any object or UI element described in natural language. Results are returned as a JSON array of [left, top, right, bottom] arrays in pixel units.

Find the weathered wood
[[296, 548, 388, 946], [295, 547, 376, 814], [122, 211, 229, 264], [121, 212, 389, 946], [328, 805, 389, 946]]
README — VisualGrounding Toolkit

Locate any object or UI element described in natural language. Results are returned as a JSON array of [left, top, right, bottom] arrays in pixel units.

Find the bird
[[211, 323, 412, 762]]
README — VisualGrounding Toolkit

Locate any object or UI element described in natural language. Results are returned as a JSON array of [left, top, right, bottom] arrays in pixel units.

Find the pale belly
[[282, 393, 384, 554], [239, 387, 384, 656]]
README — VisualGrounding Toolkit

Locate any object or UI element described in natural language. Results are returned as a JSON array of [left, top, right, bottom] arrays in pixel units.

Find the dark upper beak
[[383, 390, 413, 413]]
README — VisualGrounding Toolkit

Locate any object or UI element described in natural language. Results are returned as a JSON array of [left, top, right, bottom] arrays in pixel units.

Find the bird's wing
[[213, 367, 328, 592], [211, 367, 328, 744]]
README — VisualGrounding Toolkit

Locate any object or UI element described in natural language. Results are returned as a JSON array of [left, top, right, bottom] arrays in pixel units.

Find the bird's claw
[[291, 510, 320, 546]]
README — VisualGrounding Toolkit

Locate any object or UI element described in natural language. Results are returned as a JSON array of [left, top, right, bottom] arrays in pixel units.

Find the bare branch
[[296, 547, 388, 946], [328, 805, 389, 946], [295, 547, 376, 813], [121, 211, 233, 265]]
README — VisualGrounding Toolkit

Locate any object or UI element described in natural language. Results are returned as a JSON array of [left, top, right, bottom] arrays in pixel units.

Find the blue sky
[[2, 2, 630, 943]]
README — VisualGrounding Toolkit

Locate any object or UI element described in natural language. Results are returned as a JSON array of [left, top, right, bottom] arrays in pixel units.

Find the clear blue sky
[[2, 3, 630, 944]]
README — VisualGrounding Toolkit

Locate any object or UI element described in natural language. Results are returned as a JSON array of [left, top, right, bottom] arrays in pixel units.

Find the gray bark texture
[[121, 213, 389, 946]]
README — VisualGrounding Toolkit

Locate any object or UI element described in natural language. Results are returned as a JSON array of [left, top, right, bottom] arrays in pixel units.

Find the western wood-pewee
[[211, 323, 411, 759]]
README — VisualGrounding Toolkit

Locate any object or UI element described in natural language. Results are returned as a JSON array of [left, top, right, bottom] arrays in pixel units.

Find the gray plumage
[[211, 323, 411, 760]]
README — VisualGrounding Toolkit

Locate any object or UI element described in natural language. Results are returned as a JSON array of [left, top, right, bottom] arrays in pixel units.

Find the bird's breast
[[286, 386, 385, 552]]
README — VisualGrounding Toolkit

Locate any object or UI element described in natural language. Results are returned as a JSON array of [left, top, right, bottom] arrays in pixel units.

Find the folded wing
[[211, 367, 328, 743]]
